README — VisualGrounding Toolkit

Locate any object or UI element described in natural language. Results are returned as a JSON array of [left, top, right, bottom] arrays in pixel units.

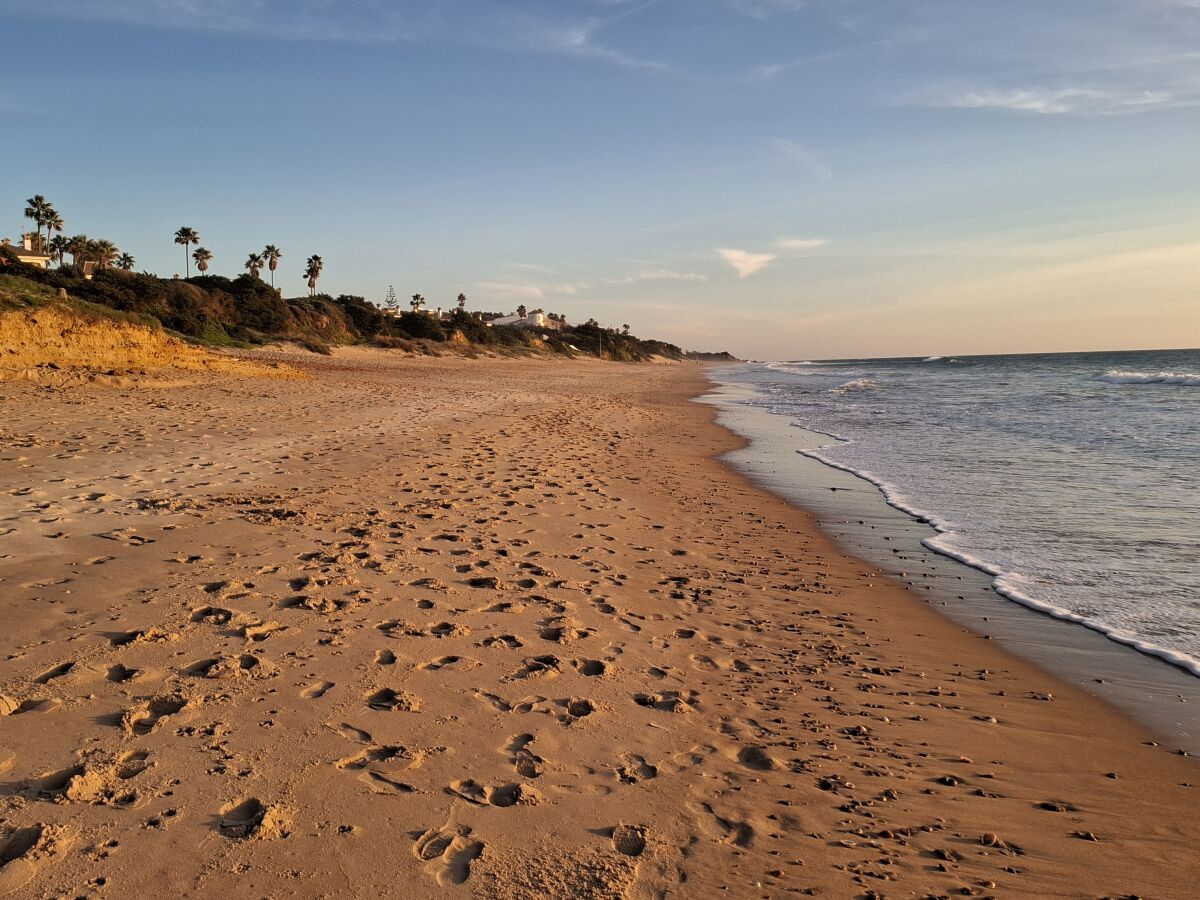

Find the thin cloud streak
[[771, 139, 832, 182], [933, 86, 1198, 116], [775, 237, 828, 250]]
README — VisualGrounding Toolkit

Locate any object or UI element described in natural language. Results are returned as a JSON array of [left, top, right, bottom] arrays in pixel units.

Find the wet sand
[[703, 378, 1200, 754], [0, 353, 1197, 898]]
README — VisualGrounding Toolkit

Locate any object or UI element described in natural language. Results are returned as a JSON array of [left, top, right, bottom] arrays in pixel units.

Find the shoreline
[[701, 366, 1200, 754], [1, 354, 1196, 897]]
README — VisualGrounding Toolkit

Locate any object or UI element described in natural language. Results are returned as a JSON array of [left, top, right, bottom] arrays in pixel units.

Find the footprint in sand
[[217, 798, 290, 840], [190, 606, 234, 625], [365, 689, 421, 711], [121, 694, 190, 736], [0, 824, 72, 896], [185, 655, 270, 680], [506, 655, 561, 681], [572, 659, 607, 677], [418, 655, 480, 673], [301, 681, 335, 700], [412, 824, 483, 887], [480, 634, 523, 650], [611, 824, 647, 857], [106, 664, 140, 683], [32, 750, 153, 807], [360, 771, 419, 795], [503, 734, 544, 778], [241, 622, 285, 643], [447, 779, 539, 808], [330, 722, 373, 744], [696, 802, 755, 847], [99, 529, 154, 546], [119, 630, 182, 652], [616, 753, 658, 784], [34, 662, 75, 685], [633, 690, 699, 714]]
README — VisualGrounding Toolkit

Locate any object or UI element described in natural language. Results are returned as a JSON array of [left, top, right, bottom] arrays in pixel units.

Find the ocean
[[711, 349, 1200, 678]]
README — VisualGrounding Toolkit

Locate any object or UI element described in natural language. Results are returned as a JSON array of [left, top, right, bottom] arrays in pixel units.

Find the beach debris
[[1037, 800, 1076, 812]]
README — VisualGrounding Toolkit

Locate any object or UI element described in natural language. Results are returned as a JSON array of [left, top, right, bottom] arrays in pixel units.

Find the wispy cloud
[[722, 0, 809, 19], [775, 237, 828, 250], [27, 0, 432, 42], [770, 139, 832, 182], [933, 86, 1196, 116], [717, 248, 775, 278], [506, 262, 559, 274], [475, 279, 591, 303], [609, 269, 708, 284], [475, 281, 547, 302], [529, 7, 672, 73], [20, 0, 672, 70]]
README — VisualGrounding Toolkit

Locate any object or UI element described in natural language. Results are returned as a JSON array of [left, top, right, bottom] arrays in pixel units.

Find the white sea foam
[[721, 351, 1200, 682], [1098, 370, 1200, 386], [795, 444, 1200, 679], [922, 356, 944, 363], [831, 377, 877, 393]]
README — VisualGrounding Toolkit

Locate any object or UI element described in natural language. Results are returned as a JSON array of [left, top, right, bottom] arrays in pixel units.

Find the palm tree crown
[[116, 253, 136, 271], [192, 246, 213, 274], [48, 235, 70, 267], [92, 239, 119, 270], [245, 252, 265, 279], [66, 235, 88, 267], [23, 195, 57, 252], [174, 226, 200, 276], [304, 254, 324, 296], [263, 245, 282, 288], [44, 211, 64, 250]]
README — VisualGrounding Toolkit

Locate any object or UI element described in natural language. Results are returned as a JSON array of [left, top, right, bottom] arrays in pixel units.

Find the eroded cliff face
[[0, 305, 298, 385]]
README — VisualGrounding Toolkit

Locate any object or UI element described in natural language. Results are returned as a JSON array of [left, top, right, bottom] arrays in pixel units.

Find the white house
[[1, 234, 52, 269], [488, 309, 567, 331]]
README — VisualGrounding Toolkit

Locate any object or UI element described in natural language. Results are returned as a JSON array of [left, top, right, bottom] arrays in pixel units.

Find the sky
[[3, 0, 1199, 359]]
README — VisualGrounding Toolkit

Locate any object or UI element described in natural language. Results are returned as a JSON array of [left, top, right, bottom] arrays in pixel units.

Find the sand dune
[[0, 353, 1196, 898]]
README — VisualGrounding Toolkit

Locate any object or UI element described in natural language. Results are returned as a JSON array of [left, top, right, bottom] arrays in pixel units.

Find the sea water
[[712, 349, 1200, 676]]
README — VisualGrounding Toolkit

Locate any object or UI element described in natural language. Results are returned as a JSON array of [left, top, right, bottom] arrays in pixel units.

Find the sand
[[0, 352, 1196, 899], [0, 305, 298, 386]]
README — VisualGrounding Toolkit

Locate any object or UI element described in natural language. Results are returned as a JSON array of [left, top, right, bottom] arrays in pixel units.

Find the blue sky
[[3, 0, 1199, 358]]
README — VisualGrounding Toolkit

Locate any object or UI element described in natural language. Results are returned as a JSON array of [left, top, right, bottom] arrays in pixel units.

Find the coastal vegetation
[[3, 195, 706, 361]]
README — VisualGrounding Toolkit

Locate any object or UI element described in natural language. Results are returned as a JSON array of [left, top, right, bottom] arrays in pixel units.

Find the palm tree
[[410, 293, 425, 312], [92, 239, 119, 270], [44, 211, 64, 252], [48, 235, 70, 267], [66, 234, 89, 268], [263, 245, 282, 288], [116, 253, 136, 271], [192, 246, 213, 274], [517, 304, 528, 319], [245, 252, 265, 279], [23, 195, 51, 249], [174, 226, 200, 276], [304, 255, 324, 296], [457, 293, 468, 310]]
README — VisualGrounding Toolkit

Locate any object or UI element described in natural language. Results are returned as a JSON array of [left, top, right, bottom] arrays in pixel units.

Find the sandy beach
[[1, 353, 1197, 899]]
